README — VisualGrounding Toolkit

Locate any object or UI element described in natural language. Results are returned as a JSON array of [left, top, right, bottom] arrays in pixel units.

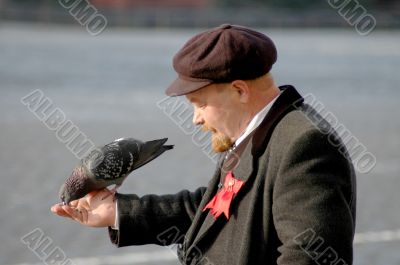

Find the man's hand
[[51, 189, 116, 227]]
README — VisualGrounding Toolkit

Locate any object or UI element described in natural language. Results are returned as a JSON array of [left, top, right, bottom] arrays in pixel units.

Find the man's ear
[[231, 80, 250, 103]]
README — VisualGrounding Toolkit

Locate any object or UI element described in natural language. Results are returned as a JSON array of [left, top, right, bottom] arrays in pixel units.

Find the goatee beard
[[202, 123, 233, 153]]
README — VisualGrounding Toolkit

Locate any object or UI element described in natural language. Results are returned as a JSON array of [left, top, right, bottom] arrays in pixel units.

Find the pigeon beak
[[60, 194, 66, 206]]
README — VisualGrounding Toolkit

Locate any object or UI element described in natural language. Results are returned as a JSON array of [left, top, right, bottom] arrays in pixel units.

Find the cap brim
[[165, 76, 213, 97]]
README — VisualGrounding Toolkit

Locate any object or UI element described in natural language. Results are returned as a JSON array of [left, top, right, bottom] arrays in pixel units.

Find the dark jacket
[[109, 85, 356, 265]]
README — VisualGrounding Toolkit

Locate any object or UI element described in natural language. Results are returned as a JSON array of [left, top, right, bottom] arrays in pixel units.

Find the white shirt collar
[[235, 93, 280, 147]]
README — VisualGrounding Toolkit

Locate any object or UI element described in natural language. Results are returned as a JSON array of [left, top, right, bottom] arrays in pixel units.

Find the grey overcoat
[[109, 85, 356, 265]]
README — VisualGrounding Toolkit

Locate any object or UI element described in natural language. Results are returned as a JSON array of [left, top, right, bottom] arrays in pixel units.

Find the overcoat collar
[[223, 85, 304, 181], [184, 85, 304, 258]]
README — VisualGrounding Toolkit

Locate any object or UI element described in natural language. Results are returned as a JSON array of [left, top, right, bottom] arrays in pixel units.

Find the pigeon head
[[59, 183, 71, 205], [59, 166, 92, 205]]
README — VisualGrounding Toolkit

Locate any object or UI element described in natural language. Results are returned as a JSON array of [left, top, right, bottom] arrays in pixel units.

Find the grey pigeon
[[59, 137, 173, 205]]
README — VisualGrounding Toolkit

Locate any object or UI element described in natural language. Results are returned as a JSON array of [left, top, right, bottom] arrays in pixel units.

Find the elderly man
[[52, 24, 356, 265]]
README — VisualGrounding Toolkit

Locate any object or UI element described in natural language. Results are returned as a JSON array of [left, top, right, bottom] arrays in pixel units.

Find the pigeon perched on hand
[[59, 138, 173, 205]]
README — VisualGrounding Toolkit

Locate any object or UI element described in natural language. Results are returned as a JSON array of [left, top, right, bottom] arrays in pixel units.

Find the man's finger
[[90, 188, 110, 198], [51, 204, 72, 218], [86, 188, 112, 205], [62, 205, 82, 223], [70, 200, 79, 207], [80, 207, 89, 224]]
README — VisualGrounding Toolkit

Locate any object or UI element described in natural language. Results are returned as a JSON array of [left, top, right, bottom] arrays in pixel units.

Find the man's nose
[[192, 107, 204, 125]]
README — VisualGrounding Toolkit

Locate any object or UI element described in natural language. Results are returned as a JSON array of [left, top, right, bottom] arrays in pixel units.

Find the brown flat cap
[[166, 24, 277, 96]]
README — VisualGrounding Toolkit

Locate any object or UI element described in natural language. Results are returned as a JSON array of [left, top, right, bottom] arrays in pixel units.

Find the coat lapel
[[185, 85, 304, 254], [182, 155, 224, 249], [252, 85, 304, 157]]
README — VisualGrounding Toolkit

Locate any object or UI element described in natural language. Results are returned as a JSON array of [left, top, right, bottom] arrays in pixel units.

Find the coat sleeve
[[108, 187, 206, 247], [272, 128, 356, 265]]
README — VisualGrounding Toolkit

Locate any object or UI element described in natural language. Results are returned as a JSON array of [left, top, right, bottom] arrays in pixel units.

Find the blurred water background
[[0, 3, 399, 264]]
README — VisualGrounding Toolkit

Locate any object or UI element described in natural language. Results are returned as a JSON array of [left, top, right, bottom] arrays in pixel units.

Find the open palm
[[51, 189, 116, 227]]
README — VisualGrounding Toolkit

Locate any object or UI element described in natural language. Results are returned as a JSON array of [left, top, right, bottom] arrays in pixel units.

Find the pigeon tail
[[163, 145, 174, 150], [133, 138, 174, 170]]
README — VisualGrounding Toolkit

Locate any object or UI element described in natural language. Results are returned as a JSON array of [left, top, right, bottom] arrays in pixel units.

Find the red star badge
[[203, 171, 244, 219]]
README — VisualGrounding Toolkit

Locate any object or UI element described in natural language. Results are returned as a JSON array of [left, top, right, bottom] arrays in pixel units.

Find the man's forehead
[[185, 83, 225, 103], [185, 87, 208, 102]]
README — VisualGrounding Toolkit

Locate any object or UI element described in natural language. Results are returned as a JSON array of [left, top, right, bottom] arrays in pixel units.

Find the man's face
[[186, 83, 243, 152]]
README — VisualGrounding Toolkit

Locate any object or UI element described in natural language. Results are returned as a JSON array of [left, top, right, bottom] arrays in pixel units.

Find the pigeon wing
[[91, 142, 124, 181], [117, 138, 141, 178]]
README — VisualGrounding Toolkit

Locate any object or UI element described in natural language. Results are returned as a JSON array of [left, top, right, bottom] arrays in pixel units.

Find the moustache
[[201, 123, 233, 153], [202, 123, 217, 133]]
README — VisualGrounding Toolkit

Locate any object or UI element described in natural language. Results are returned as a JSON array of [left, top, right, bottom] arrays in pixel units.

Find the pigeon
[[59, 137, 173, 205]]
